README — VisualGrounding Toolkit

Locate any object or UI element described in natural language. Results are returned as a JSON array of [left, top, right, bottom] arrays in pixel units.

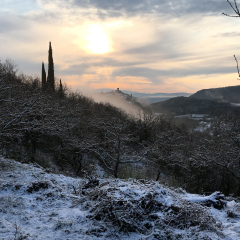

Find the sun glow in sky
[[1, 0, 240, 93], [85, 24, 111, 54]]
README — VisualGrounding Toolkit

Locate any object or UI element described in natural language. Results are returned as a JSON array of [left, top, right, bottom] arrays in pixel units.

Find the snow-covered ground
[[0, 156, 240, 239]]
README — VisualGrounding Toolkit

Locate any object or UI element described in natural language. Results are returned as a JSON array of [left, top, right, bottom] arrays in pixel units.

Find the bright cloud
[[85, 24, 111, 54]]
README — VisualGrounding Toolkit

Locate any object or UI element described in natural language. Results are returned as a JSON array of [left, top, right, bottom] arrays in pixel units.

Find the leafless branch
[[234, 55, 240, 79], [234, 0, 240, 12], [121, 137, 161, 164], [82, 143, 114, 171], [223, 2, 240, 80], [223, 0, 240, 17], [212, 158, 240, 181]]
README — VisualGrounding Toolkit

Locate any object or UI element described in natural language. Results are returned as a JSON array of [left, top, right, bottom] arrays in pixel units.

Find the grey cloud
[[125, 43, 164, 55], [124, 42, 192, 61], [59, 54, 236, 80], [29, 1, 232, 23], [16, 59, 42, 76], [59, 57, 144, 76], [21, 10, 61, 23], [174, 66, 236, 76], [88, 58, 143, 67], [38, 0, 230, 19], [0, 16, 29, 33], [112, 67, 166, 84], [57, 63, 92, 76], [123, 30, 194, 63], [112, 65, 236, 83], [68, 0, 230, 18], [217, 32, 240, 37], [113, 67, 163, 79]]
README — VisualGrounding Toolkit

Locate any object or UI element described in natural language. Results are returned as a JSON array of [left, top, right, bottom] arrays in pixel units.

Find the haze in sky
[[1, 0, 240, 93]]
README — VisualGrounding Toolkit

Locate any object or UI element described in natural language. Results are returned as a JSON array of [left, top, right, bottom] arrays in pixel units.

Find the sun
[[85, 24, 111, 54]]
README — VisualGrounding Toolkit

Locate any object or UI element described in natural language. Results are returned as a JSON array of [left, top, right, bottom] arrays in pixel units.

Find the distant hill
[[122, 90, 191, 98], [134, 92, 191, 105], [150, 96, 233, 115], [190, 85, 240, 103], [94, 88, 192, 104]]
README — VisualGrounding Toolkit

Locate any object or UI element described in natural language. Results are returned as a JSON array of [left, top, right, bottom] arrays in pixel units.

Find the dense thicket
[[1, 60, 240, 196]]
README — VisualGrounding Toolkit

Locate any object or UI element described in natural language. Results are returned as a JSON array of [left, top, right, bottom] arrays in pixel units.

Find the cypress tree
[[41, 62, 46, 90], [47, 42, 55, 91], [59, 79, 64, 99]]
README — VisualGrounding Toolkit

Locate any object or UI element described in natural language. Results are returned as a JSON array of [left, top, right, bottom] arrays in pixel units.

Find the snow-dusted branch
[[82, 143, 114, 171], [1, 98, 38, 133], [120, 138, 160, 164]]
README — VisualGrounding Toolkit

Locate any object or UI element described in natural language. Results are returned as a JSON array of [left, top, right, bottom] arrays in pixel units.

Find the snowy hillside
[[0, 156, 240, 239]]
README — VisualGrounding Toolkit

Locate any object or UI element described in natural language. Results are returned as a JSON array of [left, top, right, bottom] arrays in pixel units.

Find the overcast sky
[[1, 0, 240, 93]]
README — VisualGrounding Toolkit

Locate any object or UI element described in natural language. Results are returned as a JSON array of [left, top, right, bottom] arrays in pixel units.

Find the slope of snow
[[0, 156, 240, 239]]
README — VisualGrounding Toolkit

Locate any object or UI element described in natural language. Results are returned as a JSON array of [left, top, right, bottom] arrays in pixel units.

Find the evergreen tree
[[58, 79, 64, 99], [47, 42, 55, 91], [41, 62, 47, 90]]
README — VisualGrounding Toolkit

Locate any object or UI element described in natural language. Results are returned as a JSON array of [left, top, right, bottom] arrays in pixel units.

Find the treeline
[[1, 59, 240, 196]]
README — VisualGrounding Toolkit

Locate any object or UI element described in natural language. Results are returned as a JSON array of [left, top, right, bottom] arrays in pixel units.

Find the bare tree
[[82, 114, 160, 178]]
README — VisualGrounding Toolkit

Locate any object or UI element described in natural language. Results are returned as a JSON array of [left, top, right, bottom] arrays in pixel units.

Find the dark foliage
[[47, 42, 55, 91], [42, 62, 47, 90], [58, 79, 64, 99]]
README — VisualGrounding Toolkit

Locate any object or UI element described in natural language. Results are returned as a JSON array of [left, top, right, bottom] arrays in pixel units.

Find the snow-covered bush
[[81, 179, 220, 237]]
